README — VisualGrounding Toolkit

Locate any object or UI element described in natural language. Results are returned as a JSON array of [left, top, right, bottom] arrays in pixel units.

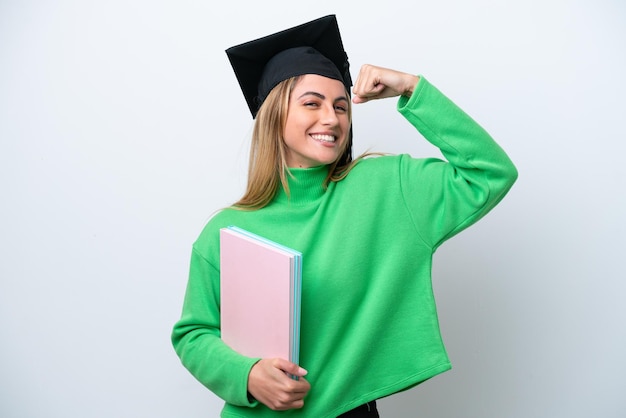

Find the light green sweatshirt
[[171, 77, 518, 417]]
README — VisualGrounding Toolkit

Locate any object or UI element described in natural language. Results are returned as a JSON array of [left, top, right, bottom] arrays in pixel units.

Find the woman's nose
[[320, 103, 339, 125]]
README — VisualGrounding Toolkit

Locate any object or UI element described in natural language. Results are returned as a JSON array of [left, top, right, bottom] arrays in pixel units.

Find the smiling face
[[282, 74, 351, 168]]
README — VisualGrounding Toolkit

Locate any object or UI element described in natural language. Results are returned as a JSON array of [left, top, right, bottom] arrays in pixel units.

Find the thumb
[[274, 358, 308, 377], [352, 82, 386, 104]]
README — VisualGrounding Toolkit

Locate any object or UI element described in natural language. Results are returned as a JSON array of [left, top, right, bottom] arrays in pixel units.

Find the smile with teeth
[[310, 134, 336, 143]]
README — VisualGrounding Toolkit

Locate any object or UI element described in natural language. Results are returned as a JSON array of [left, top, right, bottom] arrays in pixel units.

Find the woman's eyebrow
[[298, 91, 325, 100], [297, 91, 349, 102]]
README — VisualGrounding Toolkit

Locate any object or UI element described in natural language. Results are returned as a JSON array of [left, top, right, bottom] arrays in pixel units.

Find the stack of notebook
[[219, 226, 302, 365]]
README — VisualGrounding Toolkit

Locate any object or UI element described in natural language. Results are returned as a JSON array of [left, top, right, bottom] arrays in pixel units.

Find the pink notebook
[[219, 226, 301, 364]]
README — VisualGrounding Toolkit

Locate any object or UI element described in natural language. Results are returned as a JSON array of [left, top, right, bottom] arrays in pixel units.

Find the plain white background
[[1, 1, 624, 417]]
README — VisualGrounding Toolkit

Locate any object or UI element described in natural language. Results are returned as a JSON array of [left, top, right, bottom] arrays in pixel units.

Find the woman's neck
[[273, 165, 329, 206]]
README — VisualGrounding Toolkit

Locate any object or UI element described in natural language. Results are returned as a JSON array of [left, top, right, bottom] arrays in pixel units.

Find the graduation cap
[[226, 15, 352, 118]]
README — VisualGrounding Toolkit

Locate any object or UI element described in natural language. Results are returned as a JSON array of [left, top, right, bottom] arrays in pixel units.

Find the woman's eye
[[304, 102, 319, 107]]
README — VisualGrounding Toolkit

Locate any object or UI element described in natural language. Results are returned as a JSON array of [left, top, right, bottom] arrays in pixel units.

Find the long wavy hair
[[233, 76, 360, 210]]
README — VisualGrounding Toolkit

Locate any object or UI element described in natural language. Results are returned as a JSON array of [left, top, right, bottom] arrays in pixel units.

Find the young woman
[[172, 15, 517, 418]]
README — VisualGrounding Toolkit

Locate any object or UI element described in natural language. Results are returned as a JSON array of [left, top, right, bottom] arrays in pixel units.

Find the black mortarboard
[[226, 15, 352, 118]]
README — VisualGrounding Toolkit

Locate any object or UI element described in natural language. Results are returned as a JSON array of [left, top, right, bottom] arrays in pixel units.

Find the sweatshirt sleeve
[[171, 244, 260, 407], [397, 76, 518, 249]]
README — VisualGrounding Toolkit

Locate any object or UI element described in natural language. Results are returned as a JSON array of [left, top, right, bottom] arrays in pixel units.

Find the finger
[[353, 82, 386, 104], [354, 64, 385, 90], [353, 74, 382, 98], [354, 81, 389, 104], [352, 64, 372, 96], [273, 358, 308, 378]]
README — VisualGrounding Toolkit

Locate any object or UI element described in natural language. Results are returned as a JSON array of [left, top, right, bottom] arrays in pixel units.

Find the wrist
[[403, 75, 420, 97]]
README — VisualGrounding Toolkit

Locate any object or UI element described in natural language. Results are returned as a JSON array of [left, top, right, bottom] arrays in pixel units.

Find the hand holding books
[[247, 358, 310, 411]]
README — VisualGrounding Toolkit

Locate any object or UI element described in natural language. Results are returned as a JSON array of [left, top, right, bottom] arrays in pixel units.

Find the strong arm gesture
[[352, 64, 420, 104]]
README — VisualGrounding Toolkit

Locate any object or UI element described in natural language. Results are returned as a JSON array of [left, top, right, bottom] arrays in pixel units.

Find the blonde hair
[[233, 76, 361, 210]]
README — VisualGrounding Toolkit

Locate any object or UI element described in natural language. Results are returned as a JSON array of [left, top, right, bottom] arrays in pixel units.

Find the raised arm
[[353, 64, 518, 248]]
